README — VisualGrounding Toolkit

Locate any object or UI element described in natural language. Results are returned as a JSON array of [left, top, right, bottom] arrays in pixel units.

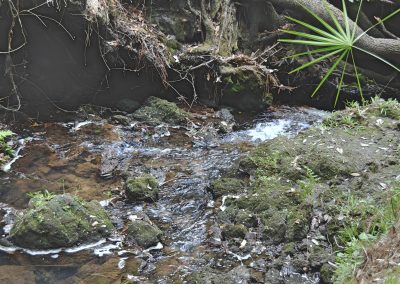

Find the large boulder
[[9, 193, 113, 249], [132, 96, 190, 124]]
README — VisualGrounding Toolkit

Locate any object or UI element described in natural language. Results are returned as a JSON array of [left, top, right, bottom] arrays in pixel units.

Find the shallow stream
[[0, 106, 326, 283]]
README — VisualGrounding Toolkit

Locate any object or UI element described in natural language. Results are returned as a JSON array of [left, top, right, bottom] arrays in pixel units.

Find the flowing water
[[0, 106, 326, 283]]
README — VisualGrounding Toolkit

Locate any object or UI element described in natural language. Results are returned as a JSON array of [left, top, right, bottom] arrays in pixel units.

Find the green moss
[[125, 175, 159, 202], [0, 130, 14, 164], [235, 209, 258, 228], [219, 64, 272, 107], [133, 96, 190, 125], [261, 210, 287, 245], [320, 263, 335, 284], [10, 194, 113, 249], [126, 220, 163, 248], [222, 224, 248, 240], [286, 207, 310, 241], [208, 178, 246, 199]]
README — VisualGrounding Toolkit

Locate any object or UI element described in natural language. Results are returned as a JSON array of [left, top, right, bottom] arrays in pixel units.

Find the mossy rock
[[320, 263, 335, 284], [126, 219, 163, 248], [208, 178, 246, 199], [261, 210, 288, 245], [185, 267, 234, 284], [185, 266, 250, 284], [10, 194, 113, 249], [285, 207, 310, 242], [235, 209, 258, 228], [125, 175, 159, 202], [221, 224, 248, 240], [132, 96, 190, 125], [219, 64, 272, 111]]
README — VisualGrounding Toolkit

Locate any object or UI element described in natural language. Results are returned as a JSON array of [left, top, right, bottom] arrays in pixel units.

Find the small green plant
[[297, 166, 320, 199], [0, 130, 14, 159], [279, 0, 400, 106], [370, 97, 400, 120], [334, 184, 400, 282], [27, 190, 56, 201]]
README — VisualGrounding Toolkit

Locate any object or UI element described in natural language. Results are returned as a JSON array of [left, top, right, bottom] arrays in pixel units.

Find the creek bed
[[0, 106, 326, 283]]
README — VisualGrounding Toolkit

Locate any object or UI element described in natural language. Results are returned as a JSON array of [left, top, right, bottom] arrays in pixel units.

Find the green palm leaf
[[279, 0, 400, 106]]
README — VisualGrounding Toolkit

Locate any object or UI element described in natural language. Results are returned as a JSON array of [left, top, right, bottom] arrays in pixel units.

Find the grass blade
[[289, 48, 344, 74], [311, 50, 349, 97], [334, 50, 350, 107], [350, 49, 364, 103], [353, 46, 400, 72]]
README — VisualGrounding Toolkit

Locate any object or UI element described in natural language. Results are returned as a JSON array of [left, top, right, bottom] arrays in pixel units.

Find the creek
[[0, 105, 326, 283]]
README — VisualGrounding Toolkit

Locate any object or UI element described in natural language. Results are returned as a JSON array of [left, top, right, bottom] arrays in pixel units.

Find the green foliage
[[0, 130, 13, 141], [370, 97, 400, 120], [279, 0, 400, 106], [0, 130, 14, 159], [27, 190, 56, 201], [297, 166, 320, 199], [334, 183, 400, 282]]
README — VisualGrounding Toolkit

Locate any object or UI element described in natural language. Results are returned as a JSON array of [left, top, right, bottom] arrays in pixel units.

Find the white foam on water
[[2, 139, 29, 172], [118, 257, 128, 269], [65, 239, 107, 253], [93, 242, 122, 257], [220, 195, 240, 211], [0, 239, 117, 256], [143, 242, 163, 252], [227, 251, 252, 261], [246, 119, 291, 142]]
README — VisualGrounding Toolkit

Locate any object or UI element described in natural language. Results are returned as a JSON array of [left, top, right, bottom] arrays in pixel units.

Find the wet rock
[[215, 108, 236, 134], [185, 267, 232, 284], [216, 108, 235, 123], [208, 178, 246, 199], [125, 175, 159, 202], [261, 210, 288, 245], [126, 219, 163, 248], [110, 115, 131, 126], [264, 268, 283, 284], [9, 194, 113, 249], [226, 265, 251, 283], [222, 224, 248, 240], [132, 96, 190, 125], [185, 266, 250, 284], [116, 98, 141, 113]]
